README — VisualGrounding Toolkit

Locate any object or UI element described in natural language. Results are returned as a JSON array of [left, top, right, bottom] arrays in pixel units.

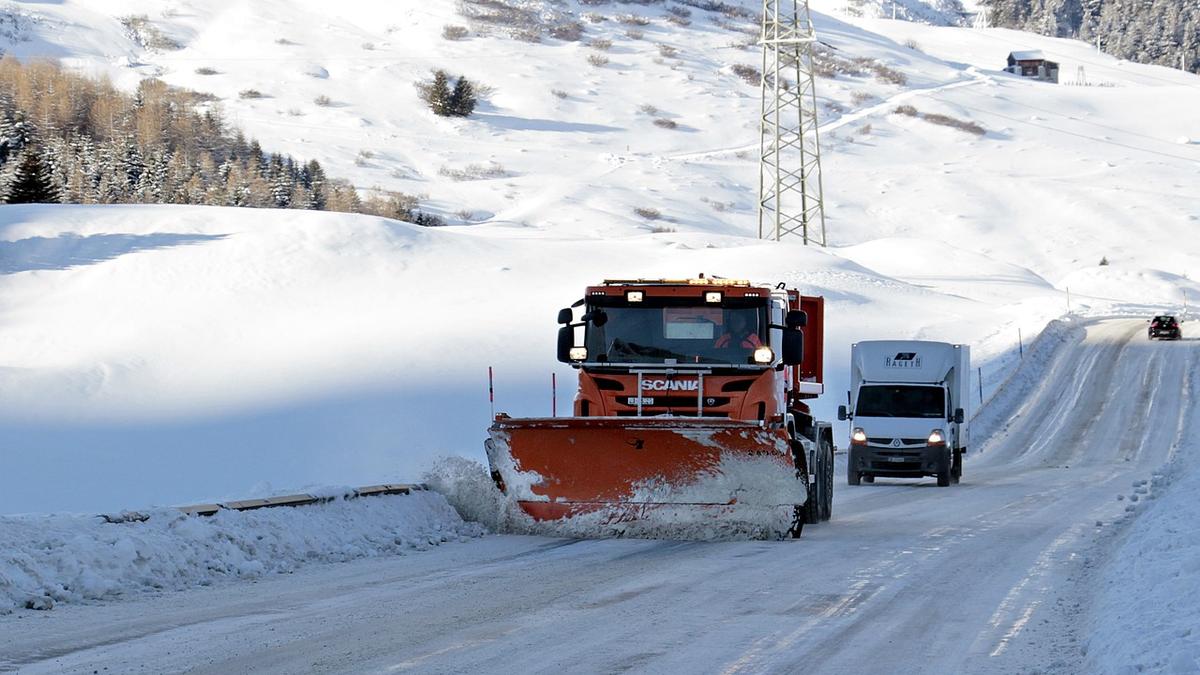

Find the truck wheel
[[819, 440, 834, 522], [936, 449, 952, 487], [802, 475, 820, 525], [951, 449, 963, 484], [787, 505, 804, 538]]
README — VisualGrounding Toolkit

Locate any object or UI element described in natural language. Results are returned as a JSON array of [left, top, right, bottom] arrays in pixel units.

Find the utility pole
[[758, 0, 827, 246]]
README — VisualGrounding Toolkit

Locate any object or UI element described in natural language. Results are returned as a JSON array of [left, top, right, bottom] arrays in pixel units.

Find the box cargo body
[[841, 341, 969, 487]]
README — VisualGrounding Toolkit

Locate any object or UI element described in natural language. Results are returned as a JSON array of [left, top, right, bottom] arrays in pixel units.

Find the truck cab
[[562, 279, 822, 428], [838, 341, 970, 487]]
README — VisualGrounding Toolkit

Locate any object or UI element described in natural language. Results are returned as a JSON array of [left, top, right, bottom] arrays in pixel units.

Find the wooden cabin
[[1005, 51, 1059, 83]]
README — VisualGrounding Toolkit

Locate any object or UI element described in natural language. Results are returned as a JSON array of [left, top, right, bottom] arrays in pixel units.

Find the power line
[[946, 99, 1200, 164], [987, 94, 1199, 150]]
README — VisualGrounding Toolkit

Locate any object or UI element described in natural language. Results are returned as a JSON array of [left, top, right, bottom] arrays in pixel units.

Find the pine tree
[[425, 70, 452, 116], [448, 76, 478, 117], [5, 149, 60, 203], [305, 159, 327, 210], [268, 153, 291, 207]]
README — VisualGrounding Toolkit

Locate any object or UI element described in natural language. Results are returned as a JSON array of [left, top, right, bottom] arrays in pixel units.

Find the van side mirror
[[781, 329, 803, 365], [557, 308, 573, 325], [557, 326, 574, 363], [837, 405, 848, 421], [953, 408, 964, 424], [785, 310, 807, 329]]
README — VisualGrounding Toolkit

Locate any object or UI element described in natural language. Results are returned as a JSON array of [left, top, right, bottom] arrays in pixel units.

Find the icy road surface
[[2, 319, 1194, 674]]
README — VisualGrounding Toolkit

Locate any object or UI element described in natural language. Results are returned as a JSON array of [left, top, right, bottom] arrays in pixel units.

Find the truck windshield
[[856, 385, 945, 419], [584, 301, 767, 365]]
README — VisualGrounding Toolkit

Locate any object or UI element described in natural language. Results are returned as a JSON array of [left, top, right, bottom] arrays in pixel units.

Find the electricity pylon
[[758, 0, 827, 246]]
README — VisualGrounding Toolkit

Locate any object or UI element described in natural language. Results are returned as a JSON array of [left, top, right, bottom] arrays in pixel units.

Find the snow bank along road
[[1, 319, 1194, 674]]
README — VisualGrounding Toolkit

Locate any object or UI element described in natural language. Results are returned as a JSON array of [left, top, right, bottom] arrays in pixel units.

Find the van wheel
[[951, 449, 963, 484], [936, 449, 952, 487], [863, 474, 874, 483], [848, 466, 861, 486]]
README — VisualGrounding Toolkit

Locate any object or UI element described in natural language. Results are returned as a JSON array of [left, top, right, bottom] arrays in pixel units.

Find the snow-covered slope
[[0, 1, 1197, 515]]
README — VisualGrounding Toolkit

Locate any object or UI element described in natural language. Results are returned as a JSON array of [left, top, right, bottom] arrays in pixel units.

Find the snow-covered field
[[0, 0, 1198, 672]]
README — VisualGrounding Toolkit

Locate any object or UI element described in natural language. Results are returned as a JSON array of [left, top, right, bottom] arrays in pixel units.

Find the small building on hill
[[1005, 51, 1059, 83]]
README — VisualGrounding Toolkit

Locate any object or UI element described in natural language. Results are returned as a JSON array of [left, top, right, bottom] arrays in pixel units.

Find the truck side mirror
[[582, 309, 608, 327], [781, 329, 803, 365], [785, 310, 807, 329], [557, 308, 573, 325], [954, 408, 964, 424], [837, 405, 848, 421], [557, 326, 574, 363]]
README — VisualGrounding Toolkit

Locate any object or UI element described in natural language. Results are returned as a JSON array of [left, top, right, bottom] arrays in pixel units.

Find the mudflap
[[485, 417, 808, 540]]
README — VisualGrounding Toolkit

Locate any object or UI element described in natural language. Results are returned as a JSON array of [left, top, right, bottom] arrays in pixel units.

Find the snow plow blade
[[485, 416, 808, 539]]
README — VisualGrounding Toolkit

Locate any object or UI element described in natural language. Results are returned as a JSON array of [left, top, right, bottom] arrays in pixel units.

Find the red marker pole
[[552, 372, 557, 417], [488, 366, 495, 420]]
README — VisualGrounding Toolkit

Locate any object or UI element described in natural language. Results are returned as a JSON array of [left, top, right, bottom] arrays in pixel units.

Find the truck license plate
[[628, 397, 655, 406]]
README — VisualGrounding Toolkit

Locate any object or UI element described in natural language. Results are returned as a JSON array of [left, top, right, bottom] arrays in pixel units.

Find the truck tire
[[802, 473, 820, 525], [787, 505, 804, 538], [819, 439, 834, 522], [936, 448, 952, 487]]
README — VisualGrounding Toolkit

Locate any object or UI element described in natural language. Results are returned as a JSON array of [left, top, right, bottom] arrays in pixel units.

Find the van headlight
[[753, 346, 774, 364], [928, 429, 946, 445], [851, 428, 867, 444]]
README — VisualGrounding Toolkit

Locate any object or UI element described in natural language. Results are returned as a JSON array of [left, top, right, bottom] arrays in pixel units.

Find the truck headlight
[[569, 347, 588, 361], [753, 346, 774, 364], [928, 429, 946, 445], [851, 428, 867, 444]]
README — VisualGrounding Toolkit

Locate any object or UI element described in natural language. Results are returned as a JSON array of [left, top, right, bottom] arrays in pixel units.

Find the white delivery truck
[[838, 341, 969, 487]]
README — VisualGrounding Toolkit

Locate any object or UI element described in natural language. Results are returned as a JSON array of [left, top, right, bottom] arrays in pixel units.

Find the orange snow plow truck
[[485, 278, 834, 539]]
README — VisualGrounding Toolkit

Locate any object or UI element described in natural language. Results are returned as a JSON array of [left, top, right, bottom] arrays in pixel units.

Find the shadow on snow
[[0, 232, 228, 274]]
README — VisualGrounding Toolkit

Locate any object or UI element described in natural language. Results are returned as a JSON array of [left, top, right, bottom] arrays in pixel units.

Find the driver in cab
[[714, 312, 762, 349]]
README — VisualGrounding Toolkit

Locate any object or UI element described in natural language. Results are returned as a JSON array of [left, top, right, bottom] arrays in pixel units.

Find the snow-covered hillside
[[0, 0, 1197, 516]]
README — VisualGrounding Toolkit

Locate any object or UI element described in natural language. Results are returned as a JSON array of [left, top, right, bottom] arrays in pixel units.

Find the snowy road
[[2, 319, 1194, 674]]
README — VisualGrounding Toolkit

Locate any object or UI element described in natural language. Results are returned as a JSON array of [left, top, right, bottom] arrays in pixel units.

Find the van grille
[[867, 437, 927, 446]]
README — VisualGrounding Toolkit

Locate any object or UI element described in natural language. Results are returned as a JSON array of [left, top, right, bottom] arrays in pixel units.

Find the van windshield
[[856, 385, 945, 419], [584, 301, 767, 365]]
